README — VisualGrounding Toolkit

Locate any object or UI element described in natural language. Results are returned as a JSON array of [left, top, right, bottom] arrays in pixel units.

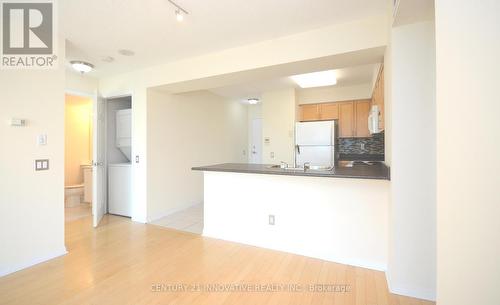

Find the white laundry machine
[[108, 163, 132, 217], [108, 108, 132, 217]]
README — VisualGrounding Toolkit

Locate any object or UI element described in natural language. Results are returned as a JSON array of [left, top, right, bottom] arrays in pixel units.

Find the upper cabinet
[[299, 100, 371, 138], [371, 65, 385, 131], [319, 103, 339, 120], [354, 100, 371, 137], [300, 104, 320, 121], [338, 102, 355, 137]]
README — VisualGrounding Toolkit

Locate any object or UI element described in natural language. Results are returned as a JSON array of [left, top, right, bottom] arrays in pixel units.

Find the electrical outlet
[[270, 152, 275, 159], [360, 143, 365, 150], [35, 159, 49, 171], [268, 215, 275, 225], [135, 155, 140, 163]]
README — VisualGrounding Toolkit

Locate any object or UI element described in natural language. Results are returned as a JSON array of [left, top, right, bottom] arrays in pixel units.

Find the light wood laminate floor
[[0, 215, 434, 305]]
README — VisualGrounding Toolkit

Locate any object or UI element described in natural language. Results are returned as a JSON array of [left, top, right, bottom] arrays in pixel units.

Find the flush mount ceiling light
[[167, 0, 189, 22], [247, 98, 260, 105], [290, 70, 337, 88], [70, 60, 94, 74]]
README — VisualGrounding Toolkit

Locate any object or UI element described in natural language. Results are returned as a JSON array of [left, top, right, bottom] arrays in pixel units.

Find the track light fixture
[[168, 0, 189, 22]]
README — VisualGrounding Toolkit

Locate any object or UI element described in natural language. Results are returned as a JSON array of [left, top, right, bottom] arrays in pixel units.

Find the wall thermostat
[[10, 118, 26, 126]]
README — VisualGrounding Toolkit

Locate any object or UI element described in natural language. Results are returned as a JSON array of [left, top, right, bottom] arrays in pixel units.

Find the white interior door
[[92, 95, 106, 227], [249, 118, 262, 163]]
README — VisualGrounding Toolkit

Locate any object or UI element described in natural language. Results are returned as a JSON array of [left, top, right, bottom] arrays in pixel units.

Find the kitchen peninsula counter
[[192, 162, 390, 180], [193, 162, 390, 271]]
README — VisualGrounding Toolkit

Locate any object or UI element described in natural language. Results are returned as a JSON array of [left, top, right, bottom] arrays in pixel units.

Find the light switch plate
[[37, 134, 47, 145], [269, 215, 275, 225]]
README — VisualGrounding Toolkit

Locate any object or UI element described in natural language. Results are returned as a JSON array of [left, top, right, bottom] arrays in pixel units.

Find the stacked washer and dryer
[[108, 108, 132, 217]]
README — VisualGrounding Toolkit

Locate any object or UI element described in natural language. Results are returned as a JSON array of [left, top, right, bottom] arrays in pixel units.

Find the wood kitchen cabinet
[[319, 103, 339, 120], [300, 104, 320, 121], [354, 100, 371, 137], [299, 100, 371, 138], [299, 103, 338, 121], [338, 102, 355, 137]]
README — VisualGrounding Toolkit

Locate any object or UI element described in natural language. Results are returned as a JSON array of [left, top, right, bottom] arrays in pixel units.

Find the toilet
[[65, 184, 84, 207]]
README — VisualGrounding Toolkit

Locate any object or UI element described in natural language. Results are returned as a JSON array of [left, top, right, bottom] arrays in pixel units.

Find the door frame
[[101, 91, 136, 222]]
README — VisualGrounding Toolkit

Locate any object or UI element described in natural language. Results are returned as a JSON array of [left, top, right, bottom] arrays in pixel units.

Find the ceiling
[[209, 63, 379, 101], [62, 0, 387, 77]]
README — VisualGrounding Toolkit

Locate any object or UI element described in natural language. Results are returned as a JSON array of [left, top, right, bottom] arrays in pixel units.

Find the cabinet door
[[320, 103, 339, 120], [300, 104, 320, 121], [338, 102, 355, 138], [355, 100, 371, 137]]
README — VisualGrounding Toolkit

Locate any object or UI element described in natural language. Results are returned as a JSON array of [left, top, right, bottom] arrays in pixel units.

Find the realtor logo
[[1, 0, 57, 69]]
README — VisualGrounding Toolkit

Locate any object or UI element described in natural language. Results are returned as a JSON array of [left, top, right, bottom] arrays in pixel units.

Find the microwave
[[368, 105, 381, 134]]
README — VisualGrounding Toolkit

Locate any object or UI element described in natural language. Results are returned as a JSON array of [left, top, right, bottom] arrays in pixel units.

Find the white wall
[[247, 103, 262, 162], [296, 83, 372, 105], [66, 70, 98, 94], [203, 171, 389, 270], [147, 90, 247, 221], [0, 52, 66, 275], [435, 1, 500, 305], [261, 89, 296, 165], [388, 20, 436, 300]]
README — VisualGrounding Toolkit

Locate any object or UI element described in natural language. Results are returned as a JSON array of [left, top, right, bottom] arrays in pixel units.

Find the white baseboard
[[0, 246, 68, 277], [148, 202, 202, 223], [385, 272, 436, 301]]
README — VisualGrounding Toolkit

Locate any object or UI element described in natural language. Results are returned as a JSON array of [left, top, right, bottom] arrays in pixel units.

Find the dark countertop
[[192, 162, 390, 180]]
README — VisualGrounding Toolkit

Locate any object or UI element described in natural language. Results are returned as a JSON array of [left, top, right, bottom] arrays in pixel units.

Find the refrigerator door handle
[[296, 145, 300, 154]]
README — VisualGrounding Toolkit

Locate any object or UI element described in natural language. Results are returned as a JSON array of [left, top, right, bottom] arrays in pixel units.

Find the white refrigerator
[[295, 120, 339, 167]]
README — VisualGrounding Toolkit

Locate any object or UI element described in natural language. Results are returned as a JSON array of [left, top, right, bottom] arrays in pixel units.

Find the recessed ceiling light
[[118, 49, 135, 56], [247, 98, 260, 105], [70, 61, 94, 74], [290, 70, 337, 88]]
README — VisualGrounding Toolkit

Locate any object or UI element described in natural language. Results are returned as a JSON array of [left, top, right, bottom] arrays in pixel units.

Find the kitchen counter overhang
[[192, 162, 390, 180]]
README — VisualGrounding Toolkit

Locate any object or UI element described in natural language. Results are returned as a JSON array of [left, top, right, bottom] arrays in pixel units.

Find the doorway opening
[[64, 94, 93, 222], [104, 97, 132, 219], [64, 93, 134, 229]]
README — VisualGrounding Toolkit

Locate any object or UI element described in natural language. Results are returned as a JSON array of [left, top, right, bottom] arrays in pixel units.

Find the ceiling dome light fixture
[[70, 60, 94, 74], [247, 98, 260, 105], [167, 0, 189, 22]]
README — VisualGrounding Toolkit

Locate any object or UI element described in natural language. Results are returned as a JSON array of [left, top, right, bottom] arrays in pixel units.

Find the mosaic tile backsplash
[[339, 132, 385, 155]]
